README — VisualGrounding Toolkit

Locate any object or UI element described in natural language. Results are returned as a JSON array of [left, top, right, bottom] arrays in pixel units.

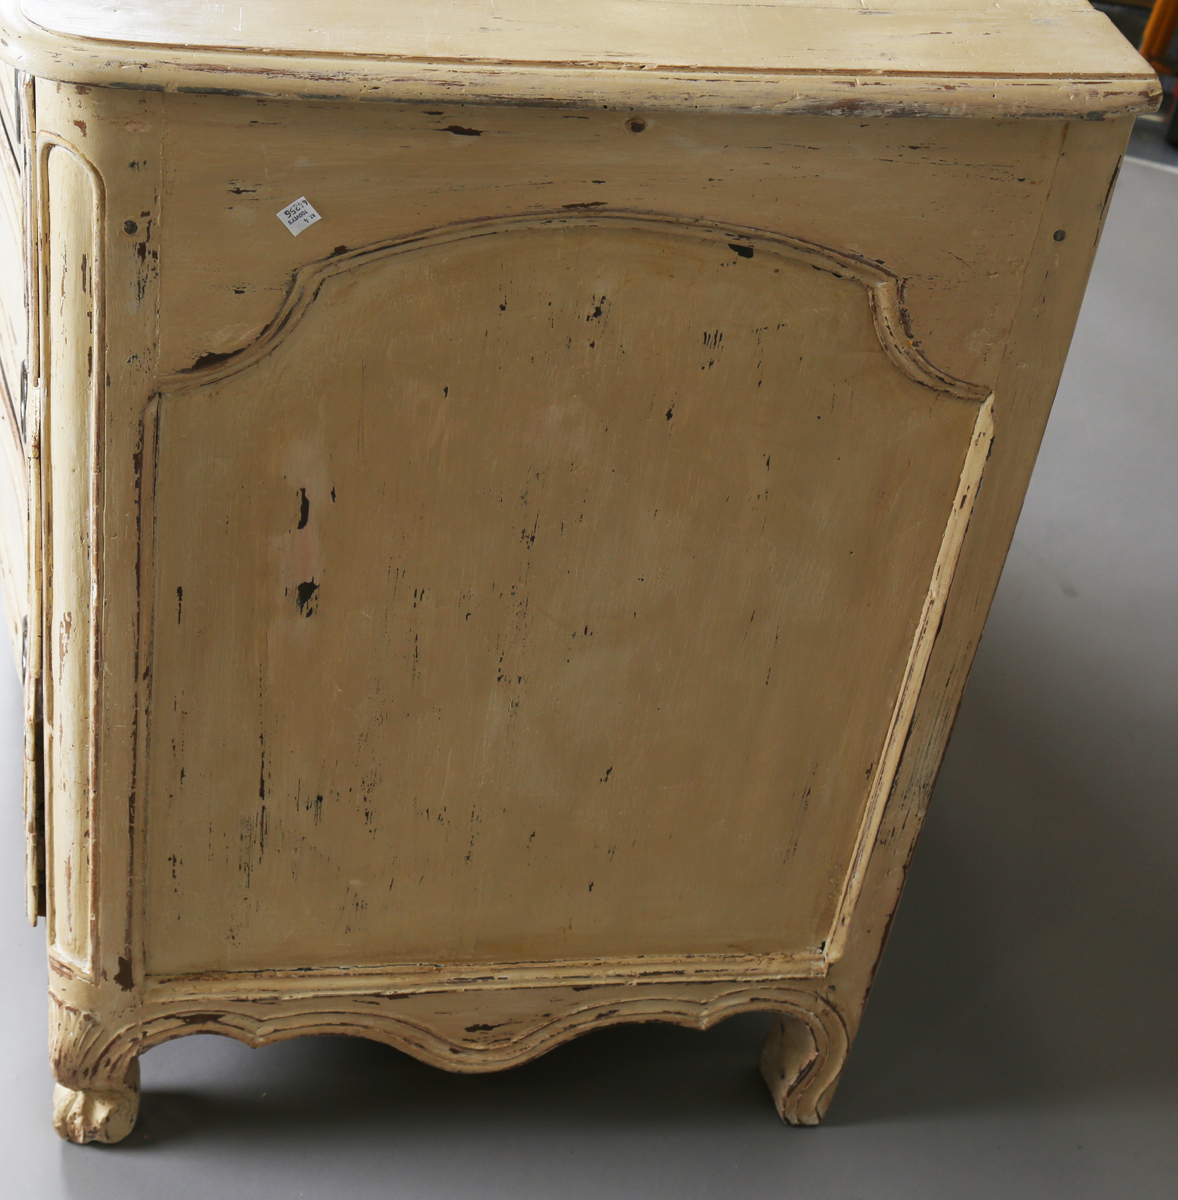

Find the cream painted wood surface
[[0, 0, 1151, 1146], [0, 0, 1160, 115], [146, 217, 987, 975], [0, 64, 26, 675]]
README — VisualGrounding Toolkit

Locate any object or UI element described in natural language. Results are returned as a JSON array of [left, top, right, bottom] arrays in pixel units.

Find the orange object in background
[[1141, 0, 1178, 72]]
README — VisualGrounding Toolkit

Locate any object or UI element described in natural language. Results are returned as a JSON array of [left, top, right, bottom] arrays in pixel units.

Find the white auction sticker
[[276, 196, 321, 236]]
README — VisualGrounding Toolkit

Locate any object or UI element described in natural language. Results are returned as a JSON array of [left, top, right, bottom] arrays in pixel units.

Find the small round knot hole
[[626, 118, 647, 133]]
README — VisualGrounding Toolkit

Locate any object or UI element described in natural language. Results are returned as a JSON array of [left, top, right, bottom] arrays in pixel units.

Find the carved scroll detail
[[48, 977, 848, 1141], [48, 993, 138, 1143], [759, 999, 850, 1126]]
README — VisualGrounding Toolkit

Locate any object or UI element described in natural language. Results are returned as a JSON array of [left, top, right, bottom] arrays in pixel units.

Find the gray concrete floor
[[1130, 109, 1178, 167], [2, 155, 1175, 1199]]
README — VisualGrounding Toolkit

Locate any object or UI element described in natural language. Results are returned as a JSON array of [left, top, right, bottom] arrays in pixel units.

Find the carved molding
[[158, 210, 990, 404], [48, 992, 131, 1089], [147, 951, 828, 994], [49, 978, 849, 1131], [0, 0, 1160, 118], [36, 132, 105, 977]]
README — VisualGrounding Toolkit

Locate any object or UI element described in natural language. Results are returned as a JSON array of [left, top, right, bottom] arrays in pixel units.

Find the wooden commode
[[0, 0, 1157, 1143]]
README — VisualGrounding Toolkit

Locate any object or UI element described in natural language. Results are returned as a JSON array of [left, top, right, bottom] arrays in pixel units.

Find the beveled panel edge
[[37, 132, 105, 979], [139, 951, 829, 998], [0, 0, 1160, 119], [826, 393, 994, 961], [156, 210, 991, 403]]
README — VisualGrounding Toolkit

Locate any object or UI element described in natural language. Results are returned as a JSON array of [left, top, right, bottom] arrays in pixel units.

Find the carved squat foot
[[759, 1008, 848, 1126], [52, 1059, 141, 1145]]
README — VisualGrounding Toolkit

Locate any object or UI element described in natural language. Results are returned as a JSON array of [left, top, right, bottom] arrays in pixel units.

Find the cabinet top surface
[[0, 0, 1159, 117]]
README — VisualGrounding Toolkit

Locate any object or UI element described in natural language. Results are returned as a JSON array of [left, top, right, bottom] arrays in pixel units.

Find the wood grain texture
[[0, 16, 1134, 1141], [0, 0, 1160, 117]]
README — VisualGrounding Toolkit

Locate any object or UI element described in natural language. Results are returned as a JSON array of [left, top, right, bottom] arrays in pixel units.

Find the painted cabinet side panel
[[144, 219, 985, 975], [13, 77, 1133, 1147], [43, 141, 98, 970]]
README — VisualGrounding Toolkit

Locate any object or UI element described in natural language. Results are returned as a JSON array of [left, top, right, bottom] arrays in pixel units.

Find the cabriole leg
[[49, 995, 141, 1144]]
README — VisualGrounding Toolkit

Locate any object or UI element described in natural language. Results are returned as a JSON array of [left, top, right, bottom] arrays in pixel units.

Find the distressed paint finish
[[0, 2, 1151, 1145], [0, 63, 28, 673], [42, 137, 101, 973], [152, 96, 1079, 392], [145, 215, 987, 975], [0, 0, 1161, 117]]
